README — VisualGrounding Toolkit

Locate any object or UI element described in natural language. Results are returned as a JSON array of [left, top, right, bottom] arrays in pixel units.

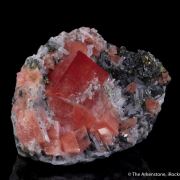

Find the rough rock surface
[[11, 27, 171, 165]]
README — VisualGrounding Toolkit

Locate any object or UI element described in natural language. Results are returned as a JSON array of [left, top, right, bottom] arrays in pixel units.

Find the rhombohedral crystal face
[[11, 27, 171, 165]]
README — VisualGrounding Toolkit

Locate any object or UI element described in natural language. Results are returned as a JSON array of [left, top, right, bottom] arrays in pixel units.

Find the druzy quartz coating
[[11, 27, 171, 165]]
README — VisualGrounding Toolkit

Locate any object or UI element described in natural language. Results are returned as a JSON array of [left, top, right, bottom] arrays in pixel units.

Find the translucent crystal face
[[46, 51, 120, 154], [11, 27, 171, 165]]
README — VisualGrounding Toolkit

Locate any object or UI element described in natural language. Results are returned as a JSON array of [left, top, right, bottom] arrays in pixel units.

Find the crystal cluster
[[11, 27, 171, 165]]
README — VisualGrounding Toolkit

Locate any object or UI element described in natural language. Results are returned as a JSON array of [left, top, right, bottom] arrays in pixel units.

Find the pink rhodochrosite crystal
[[11, 27, 171, 165]]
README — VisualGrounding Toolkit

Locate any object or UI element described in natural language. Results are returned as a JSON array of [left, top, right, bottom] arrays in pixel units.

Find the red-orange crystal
[[46, 51, 119, 154]]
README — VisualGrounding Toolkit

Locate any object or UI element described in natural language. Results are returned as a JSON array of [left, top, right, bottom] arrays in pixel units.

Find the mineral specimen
[[11, 27, 171, 165]]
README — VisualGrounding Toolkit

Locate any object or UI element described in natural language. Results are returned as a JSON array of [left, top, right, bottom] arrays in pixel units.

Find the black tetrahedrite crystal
[[98, 46, 163, 87]]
